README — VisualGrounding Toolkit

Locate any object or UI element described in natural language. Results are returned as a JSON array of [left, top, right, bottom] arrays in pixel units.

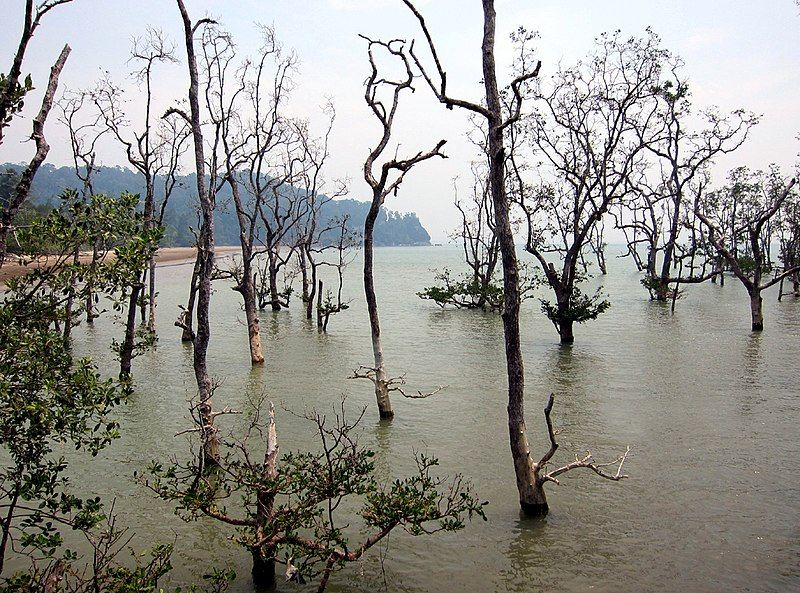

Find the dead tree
[[315, 215, 358, 331], [174, 0, 220, 466], [776, 179, 800, 298], [292, 108, 349, 322], [697, 167, 799, 330], [403, 0, 629, 515], [626, 57, 757, 300], [0, 43, 70, 266], [56, 88, 106, 335], [199, 24, 279, 365], [357, 34, 446, 419], [512, 30, 663, 344], [92, 28, 179, 333], [401, 0, 541, 511], [0, 0, 74, 145]]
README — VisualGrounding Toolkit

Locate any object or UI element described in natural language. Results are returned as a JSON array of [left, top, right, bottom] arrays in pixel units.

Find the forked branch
[[534, 393, 630, 486]]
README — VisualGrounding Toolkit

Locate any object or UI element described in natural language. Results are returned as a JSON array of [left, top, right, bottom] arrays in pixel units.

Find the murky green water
[[56, 246, 800, 592]]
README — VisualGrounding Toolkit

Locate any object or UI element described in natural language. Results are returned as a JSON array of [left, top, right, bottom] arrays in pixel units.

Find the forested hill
[[1, 164, 431, 247]]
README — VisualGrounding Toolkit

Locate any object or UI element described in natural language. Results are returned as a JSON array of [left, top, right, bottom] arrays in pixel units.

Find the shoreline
[[0, 246, 240, 285]]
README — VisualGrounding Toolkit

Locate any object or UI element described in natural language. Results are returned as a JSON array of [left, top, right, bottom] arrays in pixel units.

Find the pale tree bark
[[0, 44, 70, 267], [358, 33, 446, 419]]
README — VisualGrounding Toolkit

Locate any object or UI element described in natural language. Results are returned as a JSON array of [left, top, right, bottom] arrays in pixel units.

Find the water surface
[[63, 246, 800, 593]]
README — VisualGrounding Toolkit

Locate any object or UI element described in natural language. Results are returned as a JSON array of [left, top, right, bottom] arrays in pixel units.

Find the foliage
[[0, 73, 33, 131], [141, 399, 486, 590], [540, 285, 611, 329], [318, 289, 349, 331], [0, 189, 161, 578], [417, 267, 504, 311]]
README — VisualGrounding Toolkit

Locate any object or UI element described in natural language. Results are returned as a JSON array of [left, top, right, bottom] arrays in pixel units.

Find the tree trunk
[[181, 251, 200, 342], [364, 198, 393, 419], [299, 248, 311, 319], [147, 255, 156, 332], [268, 251, 281, 311], [749, 289, 764, 331], [558, 318, 574, 345], [119, 285, 141, 380], [480, 0, 539, 515], [63, 245, 80, 341], [251, 549, 275, 590], [316, 279, 323, 328], [177, 0, 218, 467], [241, 269, 264, 365], [86, 241, 99, 323], [252, 401, 278, 588]]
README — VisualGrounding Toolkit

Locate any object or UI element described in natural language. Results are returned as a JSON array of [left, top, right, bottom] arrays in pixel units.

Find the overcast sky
[[2, 0, 799, 242]]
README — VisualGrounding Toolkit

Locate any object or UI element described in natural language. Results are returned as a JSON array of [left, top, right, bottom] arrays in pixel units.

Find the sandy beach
[[0, 246, 240, 284]]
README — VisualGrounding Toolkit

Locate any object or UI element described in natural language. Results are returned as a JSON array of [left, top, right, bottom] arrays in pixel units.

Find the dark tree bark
[[402, 0, 543, 511], [176, 0, 219, 465]]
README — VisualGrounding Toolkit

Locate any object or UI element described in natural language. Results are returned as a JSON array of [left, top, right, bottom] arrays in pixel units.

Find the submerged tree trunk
[[240, 269, 264, 364], [749, 289, 763, 331], [251, 549, 275, 590], [85, 241, 99, 323], [63, 245, 80, 341], [558, 317, 574, 345], [363, 215, 393, 419], [147, 255, 157, 332], [251, 402, 279, 588], [479, 0, 540, 515], [181, 252, 201, 342], [268, 250, 281, 312], [177, 0, 218, 466], [119, 285, 142, 379]]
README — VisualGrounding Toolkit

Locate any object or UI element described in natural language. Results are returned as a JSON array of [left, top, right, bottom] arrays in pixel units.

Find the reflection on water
[[50, 246, 800, 593]]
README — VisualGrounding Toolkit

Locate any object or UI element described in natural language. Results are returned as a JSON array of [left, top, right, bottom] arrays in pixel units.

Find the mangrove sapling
[[696, 167, 799, 331], [357, 33, 447, 419], [2, 509, 235, 592], [418, 168, 505, 311], [142, 398, 485, 591]]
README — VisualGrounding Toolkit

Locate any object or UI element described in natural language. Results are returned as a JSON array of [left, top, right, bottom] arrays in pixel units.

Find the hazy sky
[[2, 0, 799, 242]]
